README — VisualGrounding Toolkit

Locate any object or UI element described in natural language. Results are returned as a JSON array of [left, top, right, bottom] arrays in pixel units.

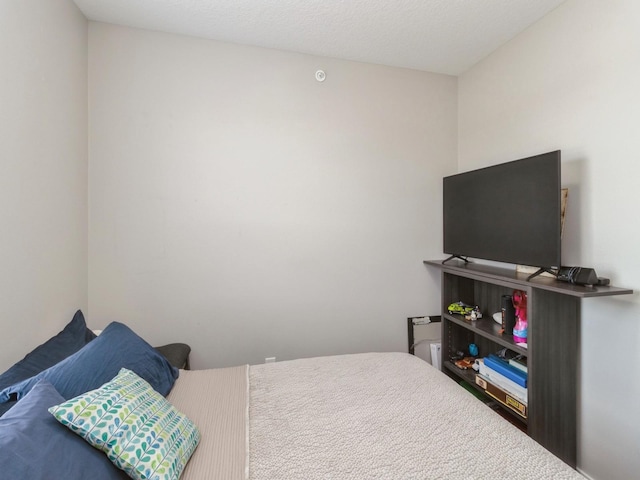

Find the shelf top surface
[[425, 260, 633, 298]]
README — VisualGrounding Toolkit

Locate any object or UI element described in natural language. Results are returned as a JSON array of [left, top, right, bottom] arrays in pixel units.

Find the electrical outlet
[[265, 357, 276, 364]]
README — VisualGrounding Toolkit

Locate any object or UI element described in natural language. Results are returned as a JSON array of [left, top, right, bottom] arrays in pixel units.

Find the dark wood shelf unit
[[425, 259, 633, 469]]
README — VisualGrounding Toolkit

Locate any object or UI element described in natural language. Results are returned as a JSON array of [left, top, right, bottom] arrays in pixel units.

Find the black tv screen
[[443, 151, 561, 269]]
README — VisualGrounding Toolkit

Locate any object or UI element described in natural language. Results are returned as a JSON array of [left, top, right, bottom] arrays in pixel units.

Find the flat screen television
[[443, 151, 561, 276]]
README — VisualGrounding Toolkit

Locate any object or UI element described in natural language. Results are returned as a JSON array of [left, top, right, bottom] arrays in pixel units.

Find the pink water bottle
[[512, 290, 527, 344]]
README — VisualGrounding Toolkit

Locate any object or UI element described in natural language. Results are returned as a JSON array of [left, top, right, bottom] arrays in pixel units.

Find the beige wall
[[87, 23, 457, 368], [459, 1, 640, 478], [0, 0, 88, 370]]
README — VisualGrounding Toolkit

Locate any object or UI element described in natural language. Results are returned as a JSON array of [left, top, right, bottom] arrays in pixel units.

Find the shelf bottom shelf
[[443, 361, 528, 426]]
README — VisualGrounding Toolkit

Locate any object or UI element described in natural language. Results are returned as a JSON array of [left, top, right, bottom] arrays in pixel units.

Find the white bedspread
[[249, 352, 584, 480]]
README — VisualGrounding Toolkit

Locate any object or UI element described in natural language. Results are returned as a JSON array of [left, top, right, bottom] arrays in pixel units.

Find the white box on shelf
[[430, 343, 441, 371]]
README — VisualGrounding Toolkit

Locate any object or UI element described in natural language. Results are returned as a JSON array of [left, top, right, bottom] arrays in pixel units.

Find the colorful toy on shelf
[[512, 290, 528, 344], [447, 301, 474, 315], [465, 306, 483, 321]]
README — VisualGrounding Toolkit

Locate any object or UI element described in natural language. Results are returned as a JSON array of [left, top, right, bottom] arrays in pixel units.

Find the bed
[[170, 352, 584, 480], [0, 313, 585, 480]]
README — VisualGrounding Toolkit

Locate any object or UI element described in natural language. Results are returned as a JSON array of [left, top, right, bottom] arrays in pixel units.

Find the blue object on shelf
[[484, 354, 528, 388]]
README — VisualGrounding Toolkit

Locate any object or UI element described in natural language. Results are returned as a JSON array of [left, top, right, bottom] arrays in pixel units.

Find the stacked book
[[475, 355, 528, 418]]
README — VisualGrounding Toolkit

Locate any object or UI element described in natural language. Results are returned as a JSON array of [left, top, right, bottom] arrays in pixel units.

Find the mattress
[[169, 352, 585, 480]]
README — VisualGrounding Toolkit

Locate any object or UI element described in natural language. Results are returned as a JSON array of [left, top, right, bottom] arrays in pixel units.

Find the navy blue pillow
[[0, 310, 95, 391], [0, 322, 178, 403], [0, 379, 128, 480]]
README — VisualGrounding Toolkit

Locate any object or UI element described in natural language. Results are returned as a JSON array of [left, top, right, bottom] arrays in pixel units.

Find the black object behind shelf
[[407, 316, 441, 355], [154, 343, 191, 370]]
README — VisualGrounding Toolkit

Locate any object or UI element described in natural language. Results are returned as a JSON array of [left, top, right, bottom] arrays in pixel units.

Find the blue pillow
[[0, 379, 128, 480], [0, 322, 178, 403], [0, 310, 95, 391]]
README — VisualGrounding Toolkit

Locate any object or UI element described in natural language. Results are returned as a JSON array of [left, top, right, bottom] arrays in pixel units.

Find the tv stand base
[[526, 267, 557, 281], [442, 255, 469, 265]]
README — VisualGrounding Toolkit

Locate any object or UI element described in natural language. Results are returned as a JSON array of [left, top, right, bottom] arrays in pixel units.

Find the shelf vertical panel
[[528, 288, 580, 467]]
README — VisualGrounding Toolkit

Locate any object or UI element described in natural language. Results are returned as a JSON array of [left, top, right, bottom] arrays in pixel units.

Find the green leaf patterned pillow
[[49, 368, 199, 480]]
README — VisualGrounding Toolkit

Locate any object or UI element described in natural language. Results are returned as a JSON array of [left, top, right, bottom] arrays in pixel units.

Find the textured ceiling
[[73, 0, 567, 75]]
